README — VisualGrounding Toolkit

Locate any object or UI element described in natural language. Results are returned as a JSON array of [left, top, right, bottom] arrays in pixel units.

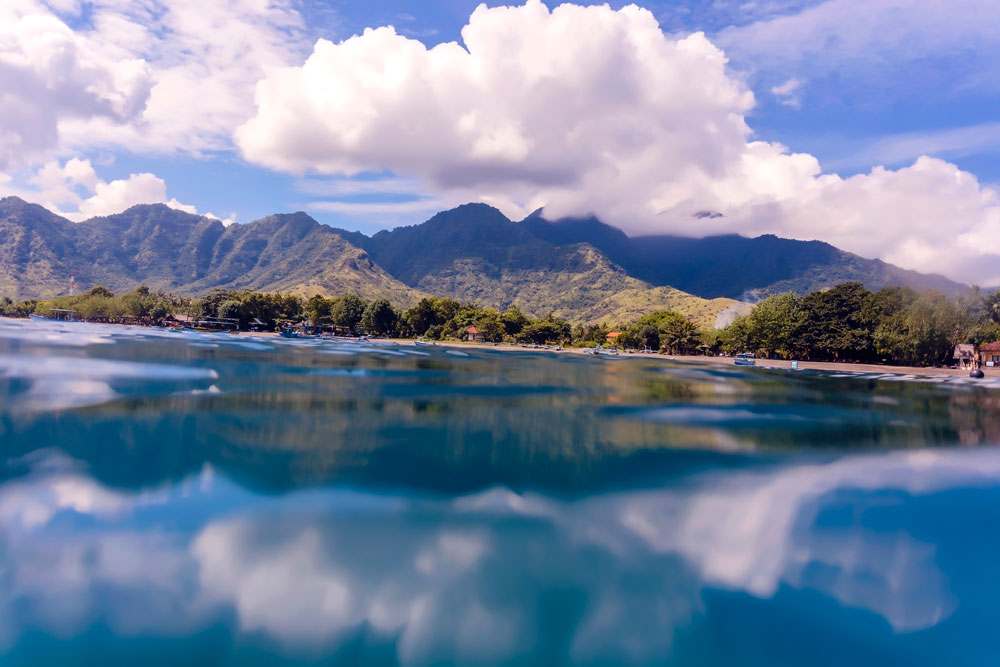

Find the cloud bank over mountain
[[237, 0, 1000, 285]]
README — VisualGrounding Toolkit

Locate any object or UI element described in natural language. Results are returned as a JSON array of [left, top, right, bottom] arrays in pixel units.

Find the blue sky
[[2, 0, 999, 283]]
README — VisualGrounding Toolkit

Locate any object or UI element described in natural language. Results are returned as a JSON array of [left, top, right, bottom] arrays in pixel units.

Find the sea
[[1, 318, 998, 666]]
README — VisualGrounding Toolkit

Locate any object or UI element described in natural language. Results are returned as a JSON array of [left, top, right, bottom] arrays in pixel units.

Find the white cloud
[[1, 158, 202, 221], [734, 157, 1000, 285], [56, 0, 309, 156], [76, 172, 195, 219], [236, 0, 1000, 284], [306, 199, 452, 217], [0, 0, 308, 166], [824, 122, 1000, 172], [4, 448, 1000, 655], [717, 0, 1000, 97], [770, 77, 802, 108], [0, 1, 152, 170]]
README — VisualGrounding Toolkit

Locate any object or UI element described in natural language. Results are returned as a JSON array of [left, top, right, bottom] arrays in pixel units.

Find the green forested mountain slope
[[520, 211, 967, 299], [364, 203, 699, 320], [0, 197, 423, 306], [0, 198, 77, 299], [0, 196, 969, 326]]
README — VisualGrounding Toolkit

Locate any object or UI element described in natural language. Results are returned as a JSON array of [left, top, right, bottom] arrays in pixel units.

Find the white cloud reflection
[[0, 448, 997, 658]]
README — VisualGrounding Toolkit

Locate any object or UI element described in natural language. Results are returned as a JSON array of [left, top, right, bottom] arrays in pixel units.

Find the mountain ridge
[[519, 210, 966, 299], [0, 196, 969, 326]]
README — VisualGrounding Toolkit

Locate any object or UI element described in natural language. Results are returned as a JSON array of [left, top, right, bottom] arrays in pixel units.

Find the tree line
[[5, 281, 999, 366], [717, 282, 1000, 366]]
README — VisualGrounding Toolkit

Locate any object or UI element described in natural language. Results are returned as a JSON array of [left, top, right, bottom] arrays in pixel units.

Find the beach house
[[465, 326, 483, 343], [980, 341, 1000, 367], [954, 343, 976, 369]]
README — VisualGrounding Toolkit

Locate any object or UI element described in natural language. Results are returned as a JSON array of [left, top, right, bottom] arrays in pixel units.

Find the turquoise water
[[1, 319, 999, 665]]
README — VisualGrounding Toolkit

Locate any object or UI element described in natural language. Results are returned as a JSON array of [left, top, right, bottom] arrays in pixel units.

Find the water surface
[[1, 319, 998, 665]]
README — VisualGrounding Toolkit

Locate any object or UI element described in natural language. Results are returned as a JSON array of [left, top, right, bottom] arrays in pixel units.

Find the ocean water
[[1, 319, 999, 666]]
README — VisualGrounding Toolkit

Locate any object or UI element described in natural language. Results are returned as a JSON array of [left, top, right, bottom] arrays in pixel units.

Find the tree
[[966, 322, 1000, 347], [720, 315, 752, 354], [475, 312, 505, 342], [633, 310, 701, 354], [433, 297, 462, 324], [519, 320, 568, 344], [985, 290, 1000, 324], [305, 294, 333, 326], [361, 298, 397, 335], [406, 297, 439, 336], [638, 325, 660, 351], [331, 293, 367, 333], [85, 286, 115, 299], [795, 282, 877, 361], [217, 299, 245, 323], [746, 292, 802, 359], [874, 291, 958, 366], [500, 305, 530, 336]]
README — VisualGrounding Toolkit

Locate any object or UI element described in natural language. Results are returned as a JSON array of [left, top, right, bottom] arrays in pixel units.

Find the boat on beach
[[29, 309, 79, 322], [734, 353, 757, 366]]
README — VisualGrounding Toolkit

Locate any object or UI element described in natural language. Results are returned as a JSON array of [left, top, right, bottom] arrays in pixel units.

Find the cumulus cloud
[[56, 0, 309, 156], [2, 158, 202, 221], [236, 0, 1000, 284], [0, 0, 307, 166], [0, 0, 152, 170]]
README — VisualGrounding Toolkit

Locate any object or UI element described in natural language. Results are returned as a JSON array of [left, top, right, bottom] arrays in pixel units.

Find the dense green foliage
[[718, 282, 1000, 366], [1, 297, 38, 317], [6, 277, 998, 368], [195, 289, 303, 330], [33, 286, 187, 323]]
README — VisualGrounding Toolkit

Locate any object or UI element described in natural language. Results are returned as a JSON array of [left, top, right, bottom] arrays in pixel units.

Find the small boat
[[414, 340, 435, 347], [280, 329, 302, 339], [29, 309, 79, 322], [734, 353, 757, 367]]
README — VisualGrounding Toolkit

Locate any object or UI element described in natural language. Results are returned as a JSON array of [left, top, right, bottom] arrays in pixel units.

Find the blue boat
[[29, 309, 79, 322], [734, 352, 757, 366]]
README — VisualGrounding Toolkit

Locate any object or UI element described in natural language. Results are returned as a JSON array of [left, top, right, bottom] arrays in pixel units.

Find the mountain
[[0, 196, 970, 327], [0, 198, 77, 299], [362, 203, 724, 323], [0, 197, 423, 306], [520, 212, 967, 299]]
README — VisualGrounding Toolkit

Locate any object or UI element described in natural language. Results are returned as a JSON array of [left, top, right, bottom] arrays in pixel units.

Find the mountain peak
[[428, 202, 509, 223], [0, 196, 54, 215]]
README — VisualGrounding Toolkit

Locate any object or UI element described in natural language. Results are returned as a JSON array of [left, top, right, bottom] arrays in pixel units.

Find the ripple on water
[[0, 354, 218, 411]]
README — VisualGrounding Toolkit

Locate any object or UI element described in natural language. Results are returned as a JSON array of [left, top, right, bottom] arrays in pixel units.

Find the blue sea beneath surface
[[1, 318, 999, 665]]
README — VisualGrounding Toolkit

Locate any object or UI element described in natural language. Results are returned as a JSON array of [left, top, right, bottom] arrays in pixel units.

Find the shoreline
[[382, 338, 1000, 379], [16, 318, 998, 379]]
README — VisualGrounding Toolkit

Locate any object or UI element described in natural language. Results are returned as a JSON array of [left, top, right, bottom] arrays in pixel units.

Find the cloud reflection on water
[[0, 449, 997, 662]]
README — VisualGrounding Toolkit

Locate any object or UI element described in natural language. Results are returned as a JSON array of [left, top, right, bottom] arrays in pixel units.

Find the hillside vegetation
[[0, 196, 973, 326]]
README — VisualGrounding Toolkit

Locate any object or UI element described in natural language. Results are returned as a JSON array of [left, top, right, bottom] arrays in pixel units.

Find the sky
[[1, 0, 999, 284]]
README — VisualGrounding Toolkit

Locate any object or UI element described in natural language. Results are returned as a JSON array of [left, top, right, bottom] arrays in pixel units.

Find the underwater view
[[2, 318, 1000, 666]]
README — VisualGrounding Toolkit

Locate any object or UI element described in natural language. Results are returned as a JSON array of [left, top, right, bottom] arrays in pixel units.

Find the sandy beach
[[241, 330, 999, 379], [381, 338, 1000, 379]]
